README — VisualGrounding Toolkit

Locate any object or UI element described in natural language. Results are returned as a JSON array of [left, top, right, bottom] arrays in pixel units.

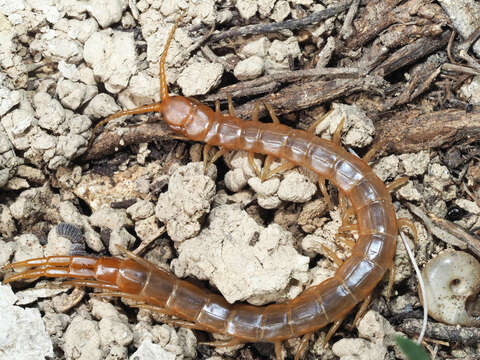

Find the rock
[[398, 151, 430, 176], [84, 29, 137, 93], [373, 155, 399, 182], [130, 339, 176, 360], [171, 204, 309, 304], [86, 0, 128, 28], [224, 168, 248, 192], [0, 284, 54, 359], [236, 0, 258, 20], [277, 171, 317, 203], [177, 61, 223, 96], [314, 103, 375, 148], [437, 0, 480, 56], [127, 200, 155, 220], [63, 316, 103, 360], [156, 162, 216, 242], [234, 56, 264, 80]]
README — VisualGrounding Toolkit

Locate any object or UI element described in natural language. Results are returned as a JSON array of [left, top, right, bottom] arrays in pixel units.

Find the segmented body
[[4, 96, 397, 343], [2, 18, 398, 352]]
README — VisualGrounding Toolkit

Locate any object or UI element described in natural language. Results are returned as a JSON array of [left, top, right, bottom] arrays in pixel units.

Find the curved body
[[4, 95, 397, 344]]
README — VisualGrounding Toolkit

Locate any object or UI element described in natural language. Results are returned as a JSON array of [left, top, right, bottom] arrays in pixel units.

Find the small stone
[[460, 75, 480, 105], [90, 207, 132, 230], [83, 29, 137, 93], [277, 172, 316, 203], [224, 168, 248, 192], [257, 194, 282, 209], [270, 0, 291, 22], [399, 151, 430, 176], [177, 61, 223, 96], [12, 233, 43, 268], [248, 176, 280, 196], [135, 216, 165, 242], [239, 37, 271, 58], [130, 339, 176, 360], [86, 0, 128, 28], [236, 0, 258, 20], [0, 284, 54, 359], [127, 200, 155, 220], [233, 56, 264, 80], [84, 93, 121, 118], [63, 316, 103, 360], [373, 155, 399, 182]]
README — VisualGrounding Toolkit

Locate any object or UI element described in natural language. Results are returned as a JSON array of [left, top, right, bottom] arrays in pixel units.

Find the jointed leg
[[274, 341, 284, 360], [386, 264, 396, 300], [307, 108, 334, 133], [324, 319, 343, 345], [294, 333, 312, 360], [332, 116, 345, 145], [318, 178, 333, 209], [352, 294, 372, 328], [398, 218, 418, 244]]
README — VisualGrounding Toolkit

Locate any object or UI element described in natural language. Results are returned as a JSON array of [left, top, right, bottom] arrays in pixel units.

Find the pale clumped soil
[[1, 1, 480, 360]]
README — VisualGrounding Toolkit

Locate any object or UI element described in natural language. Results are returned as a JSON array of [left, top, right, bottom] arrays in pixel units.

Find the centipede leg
[[294, 333, 312, 360], [199, 338, 243, 347], [385, 263, 396, 300], [62, 279, 121, 292], [88, 103, 162, 149], [263, 102, 296, 181], [351, 293, 372, 328], [386, 177, 408, 192], [226, 93, 235, 116], [203, 144, 227, 173], [248, 152, 262, 178], [335, 233, 356, 248], [134, 304, 211, 331], [318, 177, 333, 210], [324, 318, 343, 345], [274, 341, 284, 360], [320, 243, 343, 266], [307, 108, 334, 133], [397, 218, 418, 244], [362, 140, 385, 163], [332, 116, 345, 145]]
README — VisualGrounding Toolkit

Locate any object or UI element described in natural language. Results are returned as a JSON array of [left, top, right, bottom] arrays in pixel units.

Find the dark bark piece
[[201, 67, 361, 103], [83, 120, 176, 161], [399, 319, 480, 345], [373, 30, 451, 76], [375, 109, 480, 154], [208, 2, 351, 43], [234, 75, 384, 120], [347, 0, 403, 49]]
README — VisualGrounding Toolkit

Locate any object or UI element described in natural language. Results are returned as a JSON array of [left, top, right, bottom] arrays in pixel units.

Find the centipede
[[2, 16, 416, 360]]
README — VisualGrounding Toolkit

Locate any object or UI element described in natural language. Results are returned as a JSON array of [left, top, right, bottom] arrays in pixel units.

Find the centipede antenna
[[400, 230, 427, 344], [160, 14, 183, 101]]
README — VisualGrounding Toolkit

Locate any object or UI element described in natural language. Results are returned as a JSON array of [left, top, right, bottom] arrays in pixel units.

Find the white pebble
[[234, 56, 264, 80], [224, 168, 248, 192], [177, 61, 223, 96], [277, 172, 316, 203]]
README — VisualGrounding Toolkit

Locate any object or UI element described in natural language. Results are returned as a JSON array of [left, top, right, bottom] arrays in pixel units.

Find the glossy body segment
[[3, 95, 398, 344]]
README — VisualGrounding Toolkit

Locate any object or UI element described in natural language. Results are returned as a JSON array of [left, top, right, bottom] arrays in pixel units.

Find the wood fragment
[[373, 31, 451, 76], [399, 319, 480, 346], [208, 2, 351, 43], [428, 213, 480, 258], [233, 75, 383, 120], [83, 120, 176, 161], [201, 67, 361, 102], [375, 109, 480, 154]]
